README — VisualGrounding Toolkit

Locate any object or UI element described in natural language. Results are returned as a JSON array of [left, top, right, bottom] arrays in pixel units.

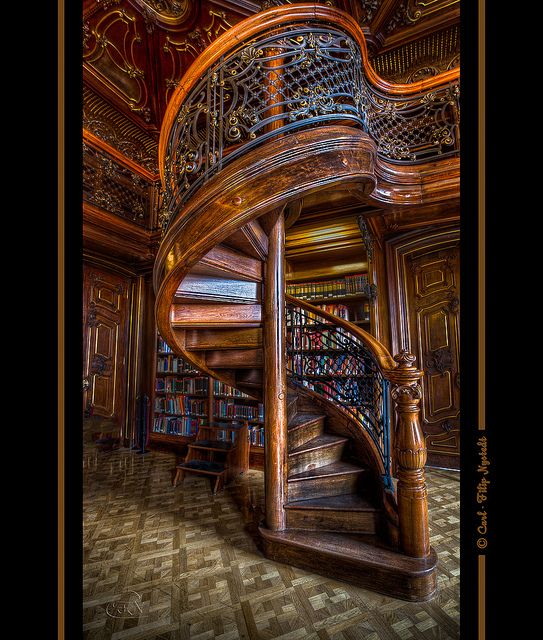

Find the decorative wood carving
[[83, 85, 159, 174], [386, 350, 430, 559], [83, 6, 151, 122], [83, 142, 155, 227]]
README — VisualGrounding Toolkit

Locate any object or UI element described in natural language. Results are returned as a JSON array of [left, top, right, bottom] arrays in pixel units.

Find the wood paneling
[[386, 227, 460, 468], [83, 264, 131, 431]]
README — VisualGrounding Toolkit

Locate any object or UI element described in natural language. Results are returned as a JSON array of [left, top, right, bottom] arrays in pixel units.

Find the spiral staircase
[[152, 3, 459, 602]]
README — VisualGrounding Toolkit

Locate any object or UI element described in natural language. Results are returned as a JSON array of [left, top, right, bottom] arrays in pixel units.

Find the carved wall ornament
[[385, 1, 408, 34], [87, 302, 99, 327], [91, 354, 113, 376], [447, 292, 459, 313], [425, 346, 453, 375], [357, 215, 374, 262], [358, 1, 380, 25], [441, 420, 454, 432]]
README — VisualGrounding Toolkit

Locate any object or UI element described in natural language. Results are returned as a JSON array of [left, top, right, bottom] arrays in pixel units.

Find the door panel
[[387, 228, 460, 469], [83, 265, 131, 427]]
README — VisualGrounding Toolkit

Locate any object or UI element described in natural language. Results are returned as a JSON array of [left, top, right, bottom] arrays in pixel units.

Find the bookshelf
[[286, 272, 371, 327], [150, 335, 265, 468]]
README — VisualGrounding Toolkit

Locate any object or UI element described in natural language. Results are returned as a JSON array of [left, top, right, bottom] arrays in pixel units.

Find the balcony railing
[[159, 5, 459, 231]]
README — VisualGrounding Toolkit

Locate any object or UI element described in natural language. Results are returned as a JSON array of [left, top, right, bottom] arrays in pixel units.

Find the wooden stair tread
[[285, 494, 377, 511], [259, 527, 438, 575], [188, 440, 234, 451], [288, 434, 348, 456], [288, 461, 366, 482], [177, 460, 226, 474], [288, 413, 324, 431]]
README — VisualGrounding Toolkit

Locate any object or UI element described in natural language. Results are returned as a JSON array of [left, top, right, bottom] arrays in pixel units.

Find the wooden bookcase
[[286, 272, 371, 329], [150, 334, 265, 468]]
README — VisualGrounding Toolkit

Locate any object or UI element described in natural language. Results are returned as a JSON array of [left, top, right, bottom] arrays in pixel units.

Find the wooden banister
[[285, 296, 429, 559]]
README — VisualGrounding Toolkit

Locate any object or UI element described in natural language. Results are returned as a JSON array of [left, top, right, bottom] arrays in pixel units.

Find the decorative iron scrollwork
[[286, 303, 392, 488]]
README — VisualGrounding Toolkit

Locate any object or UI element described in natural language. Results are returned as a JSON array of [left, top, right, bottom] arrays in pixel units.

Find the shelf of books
[[286, 273, 371, 327], [212, 379, 265, 469], [151, 335, 265, 468]]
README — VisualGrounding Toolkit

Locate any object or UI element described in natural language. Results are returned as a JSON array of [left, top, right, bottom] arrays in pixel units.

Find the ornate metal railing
[[286, 301, 392, 489], [160, 13, 459, 230]]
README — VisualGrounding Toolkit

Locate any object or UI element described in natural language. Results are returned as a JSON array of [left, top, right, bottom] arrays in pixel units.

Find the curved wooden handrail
[[285, 293, 397, 372], [158, 2, 459, 185]]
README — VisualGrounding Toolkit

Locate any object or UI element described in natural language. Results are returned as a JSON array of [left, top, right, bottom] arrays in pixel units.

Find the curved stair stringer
[[153, 125, 377, 394]]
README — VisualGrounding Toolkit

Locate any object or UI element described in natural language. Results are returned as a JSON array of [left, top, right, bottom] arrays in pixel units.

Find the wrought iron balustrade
[[286, 302, 392, 489], [161, 19, 459, 231]]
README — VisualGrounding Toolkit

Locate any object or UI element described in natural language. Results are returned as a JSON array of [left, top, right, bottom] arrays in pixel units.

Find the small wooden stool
[[173, 460, 227, 494]]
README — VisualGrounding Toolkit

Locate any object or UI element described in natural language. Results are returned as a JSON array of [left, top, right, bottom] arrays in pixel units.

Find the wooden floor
[[83, 445, 460, 639]]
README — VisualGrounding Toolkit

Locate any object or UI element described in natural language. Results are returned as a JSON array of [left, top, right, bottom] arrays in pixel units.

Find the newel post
[[386, 350, 430, 558]]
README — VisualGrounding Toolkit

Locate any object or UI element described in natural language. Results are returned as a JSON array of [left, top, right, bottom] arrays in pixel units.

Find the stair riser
[[287, 398, 298, 422], [286, 508, 378, 534], [288, 419, 324, 450], [289, 442, 345, 475], [288, 473, 362, 501]]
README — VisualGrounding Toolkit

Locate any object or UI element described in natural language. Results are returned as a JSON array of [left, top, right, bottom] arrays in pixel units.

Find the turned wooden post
[[386, 350, 430, 558], [263, 210, 288, 531]]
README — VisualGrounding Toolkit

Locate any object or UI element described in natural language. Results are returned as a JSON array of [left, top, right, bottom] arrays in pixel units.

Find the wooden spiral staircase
[[153, 3, 460, 602]]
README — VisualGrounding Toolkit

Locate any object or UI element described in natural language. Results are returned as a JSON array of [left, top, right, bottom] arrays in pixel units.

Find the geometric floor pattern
[[83, 445, 460, 639]]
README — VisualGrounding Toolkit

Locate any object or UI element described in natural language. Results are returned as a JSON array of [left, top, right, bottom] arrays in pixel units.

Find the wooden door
[[387, 228, 460, 469], [83, 264, 131, 428]]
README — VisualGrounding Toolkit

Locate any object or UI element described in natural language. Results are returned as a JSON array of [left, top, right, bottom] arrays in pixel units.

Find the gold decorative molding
[[83, 85, 158, 173], [406, 0, 460, 24], [162, 10, 234, 99], [84, 8, 149, 120], [131, 0, 191, 28]]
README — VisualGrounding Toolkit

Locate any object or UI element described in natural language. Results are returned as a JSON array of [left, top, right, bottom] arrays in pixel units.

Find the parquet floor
[[83, 446, 460, 639]]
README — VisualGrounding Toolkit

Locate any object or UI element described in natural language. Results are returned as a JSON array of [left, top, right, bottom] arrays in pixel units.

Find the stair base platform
[[258, 526, 438, 602]]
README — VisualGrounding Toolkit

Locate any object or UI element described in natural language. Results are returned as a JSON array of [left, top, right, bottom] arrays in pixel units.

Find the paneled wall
[[386, 227, 460, 469]]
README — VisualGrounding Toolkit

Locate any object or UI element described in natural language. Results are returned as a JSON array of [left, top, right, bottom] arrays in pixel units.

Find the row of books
[[289, 329, 352, 351], [154, 396, 207, 415], [152, 420, 266, 444], [152, 416, 199, 436], [156, 376, 208, 394], [157, 337, 173, 354], [157, 355, 200, 374], [214, 400, 264, 421], [286, 273, 368, 300], [317, 303, 349, 320], [288, 354, 368, 376], [213, 380, 250, 398], [249, 426, 265, 447]]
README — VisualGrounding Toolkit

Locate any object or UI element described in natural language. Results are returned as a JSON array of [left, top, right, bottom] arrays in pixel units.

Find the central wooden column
[[263, 210, 287, 531]]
